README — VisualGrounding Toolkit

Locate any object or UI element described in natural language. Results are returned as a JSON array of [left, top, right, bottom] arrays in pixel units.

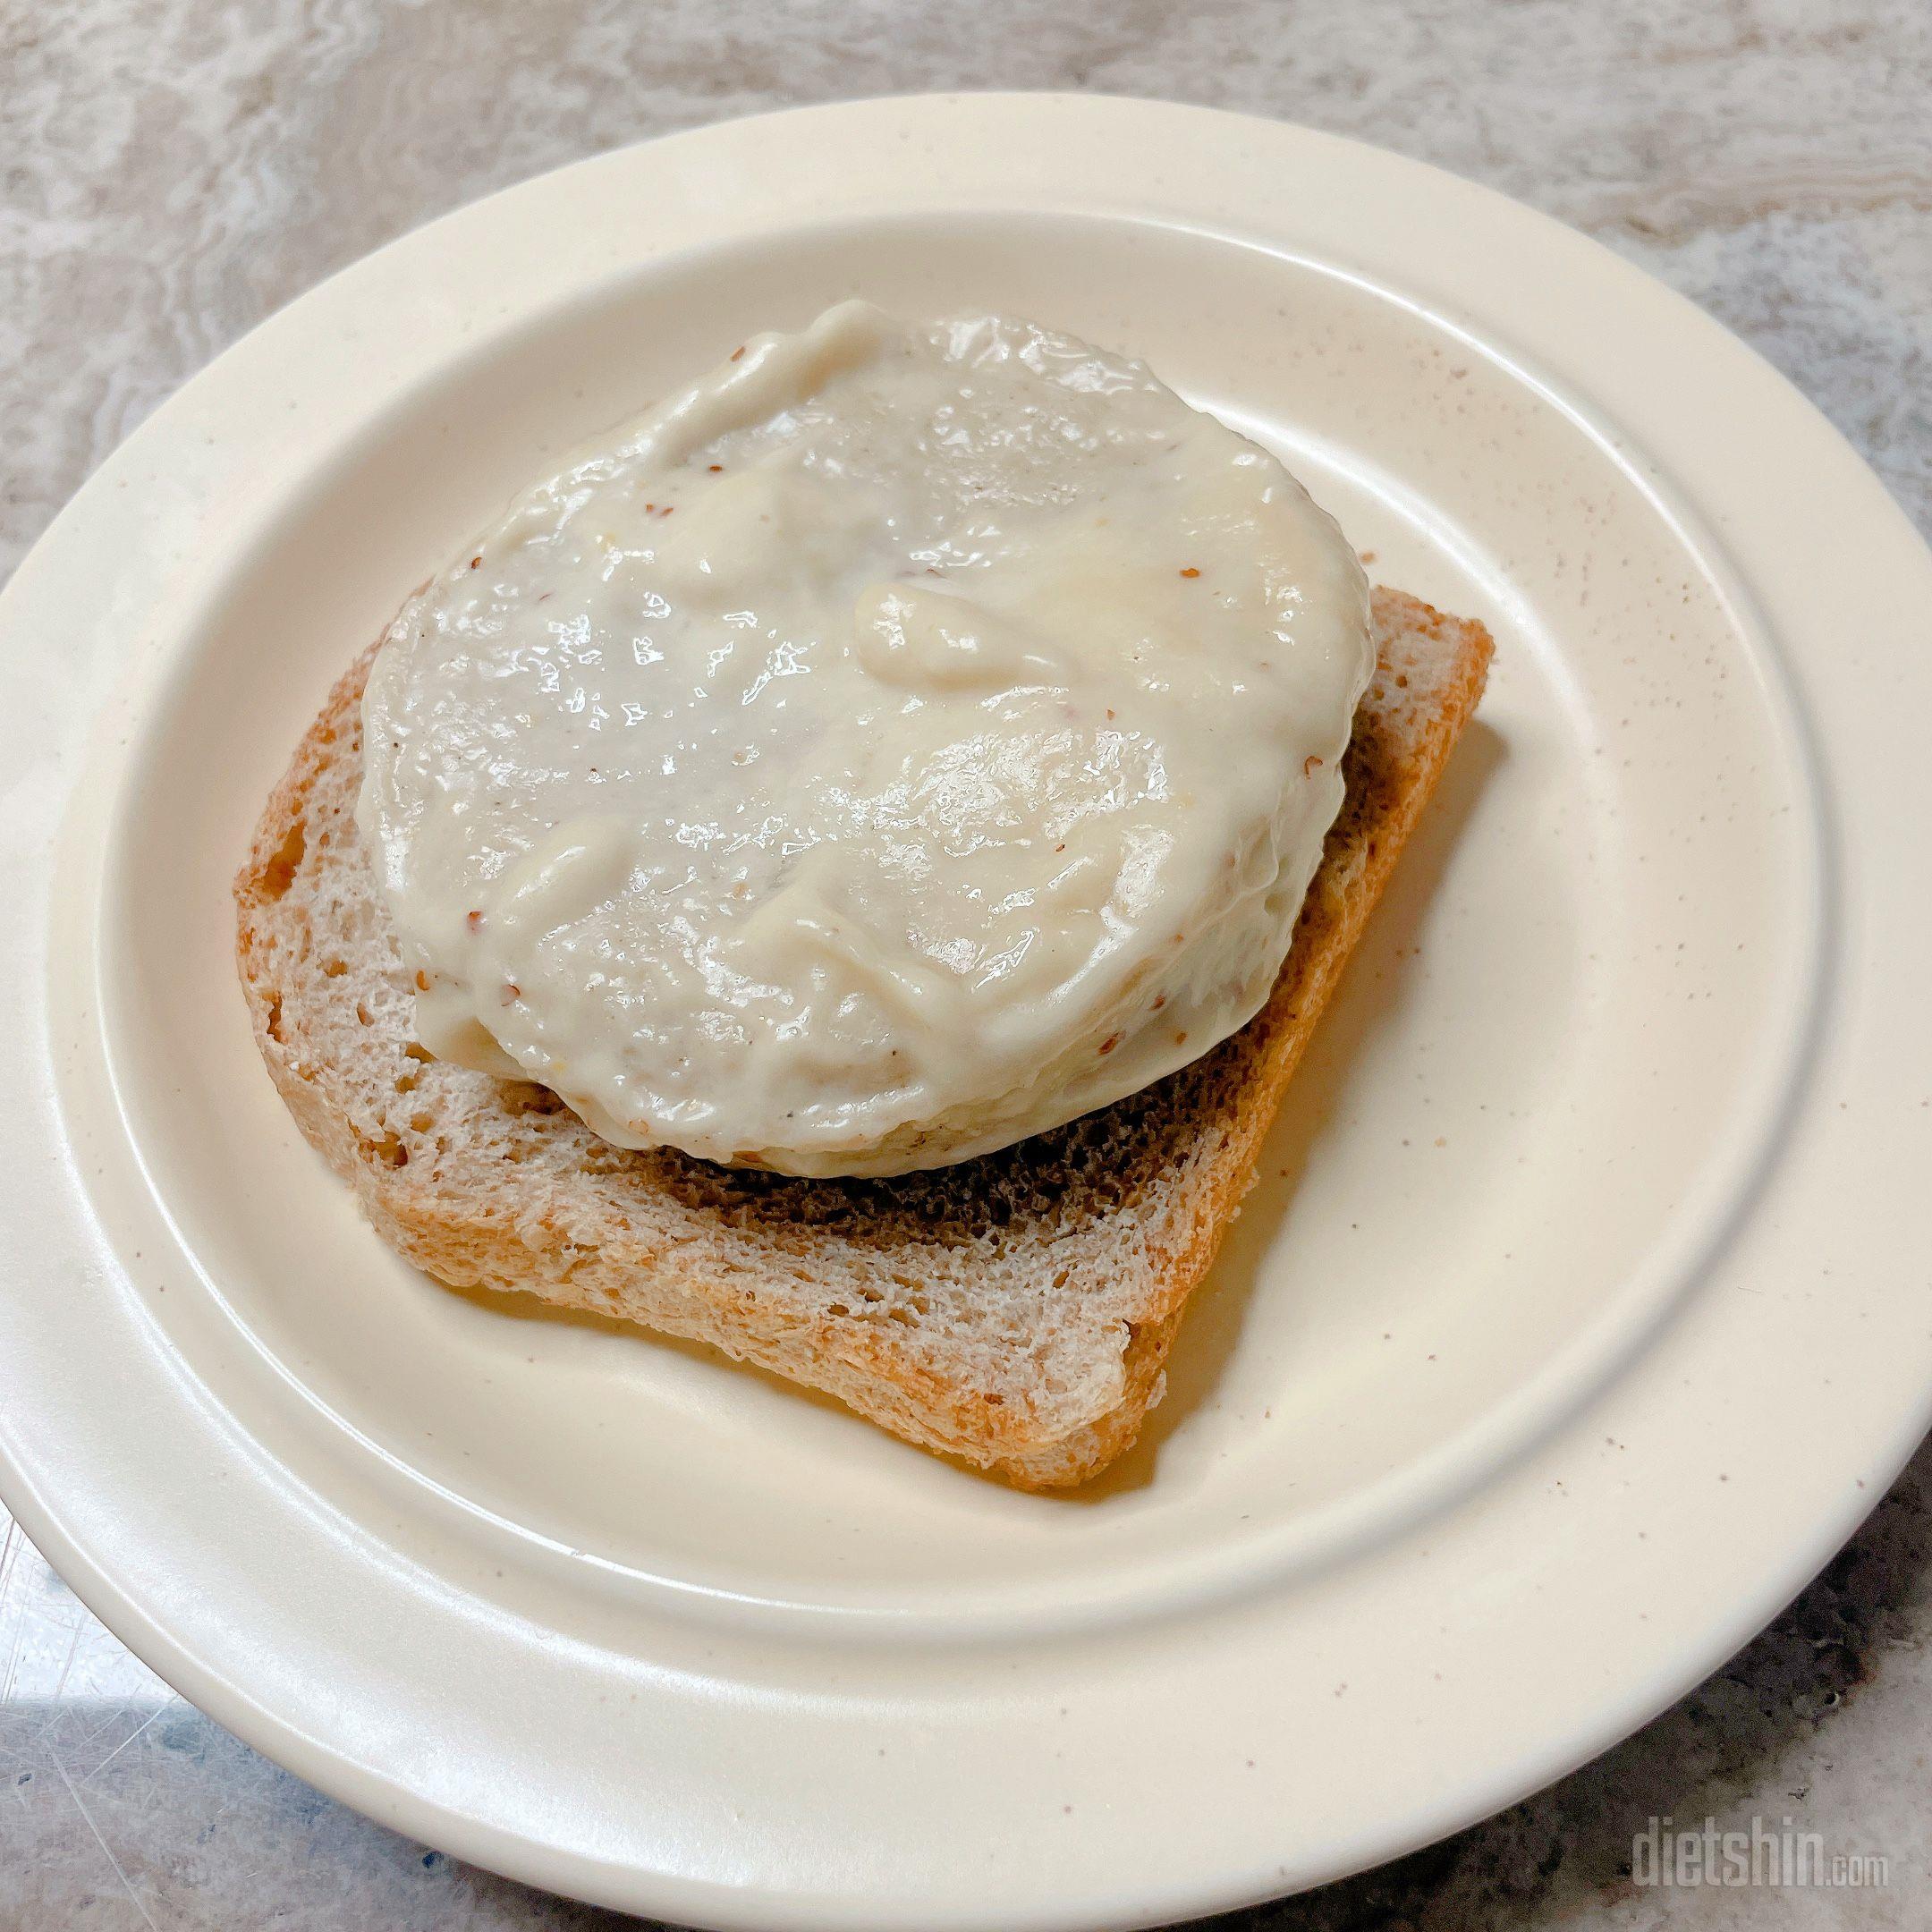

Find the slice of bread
[[235, 589, 1491, 1488]]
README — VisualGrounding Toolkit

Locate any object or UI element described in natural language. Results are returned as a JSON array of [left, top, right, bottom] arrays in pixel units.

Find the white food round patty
[[358, 301, 1372, 1175]]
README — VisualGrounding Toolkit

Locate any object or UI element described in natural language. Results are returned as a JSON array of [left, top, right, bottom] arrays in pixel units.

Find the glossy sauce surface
[[358, 302, 1371, 1174]]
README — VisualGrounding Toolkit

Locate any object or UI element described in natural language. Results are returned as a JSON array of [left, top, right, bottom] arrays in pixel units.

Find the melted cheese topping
[[358, 302, 1372, 1175]]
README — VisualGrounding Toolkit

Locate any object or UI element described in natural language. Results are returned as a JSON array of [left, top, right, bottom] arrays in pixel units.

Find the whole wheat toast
[[235, 588, 1491, 1488]]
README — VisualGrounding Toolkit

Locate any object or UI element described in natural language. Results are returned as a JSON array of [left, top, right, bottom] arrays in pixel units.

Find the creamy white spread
[[357, 301, 1372, 1175]]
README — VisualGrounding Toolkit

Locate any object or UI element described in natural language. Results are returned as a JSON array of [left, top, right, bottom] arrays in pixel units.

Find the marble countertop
[[4, 1, 1930, 1926]]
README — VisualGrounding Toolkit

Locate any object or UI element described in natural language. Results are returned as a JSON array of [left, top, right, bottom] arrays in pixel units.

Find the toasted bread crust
[[236, 589, 1491, 1487]]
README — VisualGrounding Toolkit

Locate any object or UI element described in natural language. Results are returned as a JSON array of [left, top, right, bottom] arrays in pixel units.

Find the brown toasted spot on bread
[[258, 819, 306, 898]]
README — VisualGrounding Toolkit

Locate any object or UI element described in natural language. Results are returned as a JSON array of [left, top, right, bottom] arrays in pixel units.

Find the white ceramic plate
[[4, 93, 1929, 1929]]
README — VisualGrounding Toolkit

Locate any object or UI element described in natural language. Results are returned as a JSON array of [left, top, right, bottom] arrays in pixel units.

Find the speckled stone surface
[[4, 2, 1930, 1927]]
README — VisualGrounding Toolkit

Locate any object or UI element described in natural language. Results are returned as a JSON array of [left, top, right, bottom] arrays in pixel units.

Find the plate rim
[[4, 90, 1931, 1928]]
